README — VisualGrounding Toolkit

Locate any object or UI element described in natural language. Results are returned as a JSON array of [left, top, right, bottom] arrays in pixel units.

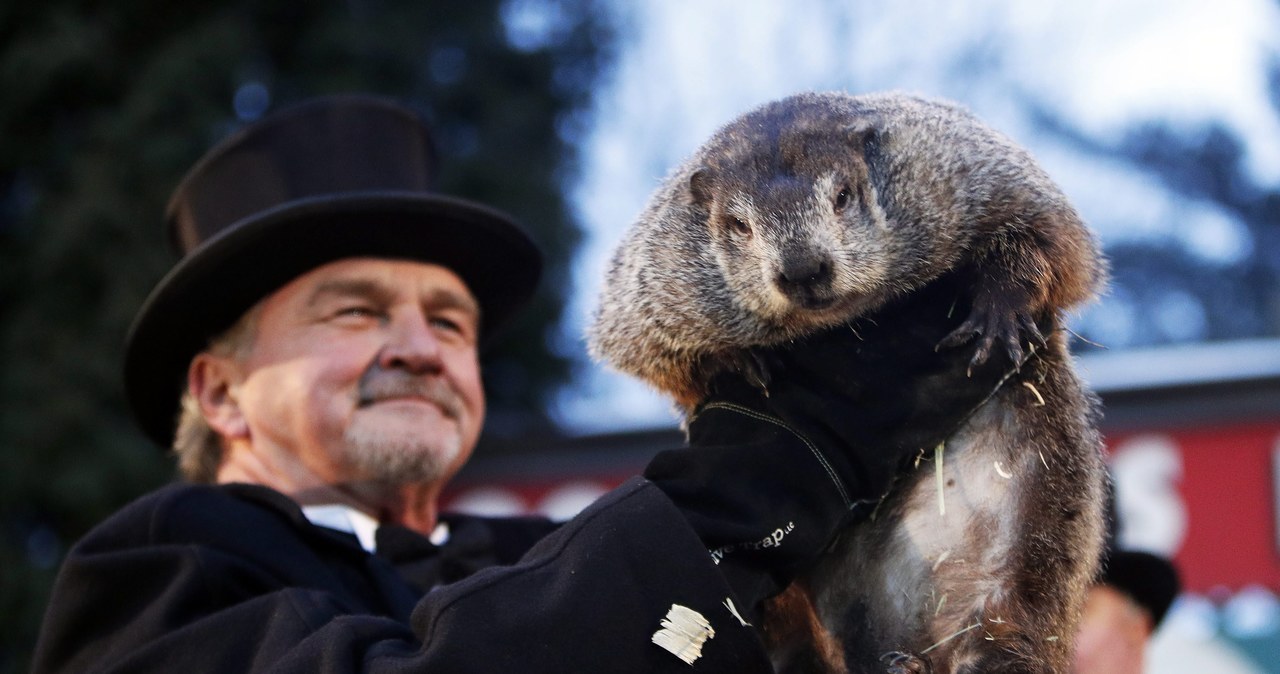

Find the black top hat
[[124, 95, 542, 448]]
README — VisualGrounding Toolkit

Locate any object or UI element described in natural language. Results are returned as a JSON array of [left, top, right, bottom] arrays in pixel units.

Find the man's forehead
[[283, 257, 479, 310]]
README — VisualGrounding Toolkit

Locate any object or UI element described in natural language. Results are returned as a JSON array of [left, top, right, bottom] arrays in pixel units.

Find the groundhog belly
[[785, 360, 1104, 674], [797, 403, 1020, 666]]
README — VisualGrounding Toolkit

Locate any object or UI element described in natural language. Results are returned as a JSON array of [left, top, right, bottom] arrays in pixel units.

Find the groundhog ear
[[845, 118, 880, 153], [688, 167, 715, 207]]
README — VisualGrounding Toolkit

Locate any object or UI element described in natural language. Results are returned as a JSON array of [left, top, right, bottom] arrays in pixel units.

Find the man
[[1073, 508, 1181, 673], [32, 96, 1014, 672]]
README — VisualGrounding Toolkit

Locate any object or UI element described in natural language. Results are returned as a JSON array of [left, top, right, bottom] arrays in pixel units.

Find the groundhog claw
[[746, 351, 773, 395], [1018, 313, 1047, 351], [726, 349, 773, 396], [881, 650, 932, 673]]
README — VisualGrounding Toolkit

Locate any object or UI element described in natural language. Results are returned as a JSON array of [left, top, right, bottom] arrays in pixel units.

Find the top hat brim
[[124, 191, 542, 449], [1100, 549, 1181, 628]]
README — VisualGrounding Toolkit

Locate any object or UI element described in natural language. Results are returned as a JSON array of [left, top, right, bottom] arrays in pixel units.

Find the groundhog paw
[[937, 300, 1044, 374], [715, 350, 773, 396]]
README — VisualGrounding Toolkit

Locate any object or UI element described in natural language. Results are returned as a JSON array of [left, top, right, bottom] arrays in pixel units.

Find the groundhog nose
[[777, 256, 832, 290], [775, 255, 836, 308]]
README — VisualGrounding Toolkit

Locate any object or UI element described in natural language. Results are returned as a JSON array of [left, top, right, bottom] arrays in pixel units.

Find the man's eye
[[430, 313, 478, 342], [430, 316, 462, 333], [336, 306, 379, 320]]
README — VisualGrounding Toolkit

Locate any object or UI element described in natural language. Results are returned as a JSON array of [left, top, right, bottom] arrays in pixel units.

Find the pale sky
[[552, 0, 1280, 431]]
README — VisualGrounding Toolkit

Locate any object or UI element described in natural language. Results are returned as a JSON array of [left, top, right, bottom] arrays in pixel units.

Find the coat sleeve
[[32, 478, 774, 673]]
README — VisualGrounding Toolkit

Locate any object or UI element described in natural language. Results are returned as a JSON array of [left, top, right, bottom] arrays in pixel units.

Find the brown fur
[[588, 91, 1107, 672]]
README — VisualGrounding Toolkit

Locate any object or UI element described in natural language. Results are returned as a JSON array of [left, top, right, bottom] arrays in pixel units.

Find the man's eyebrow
[[424, 287, 481, 318], [306, 276, 480, 318]]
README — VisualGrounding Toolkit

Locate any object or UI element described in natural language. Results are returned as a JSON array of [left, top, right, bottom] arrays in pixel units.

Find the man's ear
[[188, 353, 249, 440]]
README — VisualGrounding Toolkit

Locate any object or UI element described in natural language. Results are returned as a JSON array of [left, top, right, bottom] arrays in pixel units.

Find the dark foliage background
[[0, 2, 613, 671]]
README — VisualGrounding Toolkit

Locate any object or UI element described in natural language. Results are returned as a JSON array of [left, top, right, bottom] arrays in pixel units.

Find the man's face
[[230, 257, 485, 489]]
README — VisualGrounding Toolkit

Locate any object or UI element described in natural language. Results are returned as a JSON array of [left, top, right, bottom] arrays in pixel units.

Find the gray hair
[[172, 305, 261, 483]]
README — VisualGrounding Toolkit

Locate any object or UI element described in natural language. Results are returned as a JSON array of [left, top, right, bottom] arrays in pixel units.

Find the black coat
[[32, 478, 773, 673]]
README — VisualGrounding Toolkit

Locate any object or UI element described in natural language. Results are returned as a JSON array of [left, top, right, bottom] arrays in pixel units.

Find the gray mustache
[[356, 368, 463, 419]]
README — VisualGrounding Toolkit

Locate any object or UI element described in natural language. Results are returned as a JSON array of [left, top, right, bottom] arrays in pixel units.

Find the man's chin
[[341, 422, 464, 486]]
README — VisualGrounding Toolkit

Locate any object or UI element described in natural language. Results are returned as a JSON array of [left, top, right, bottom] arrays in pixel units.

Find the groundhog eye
[[728, 215, 751, 234], [834, 187, 852, 211]]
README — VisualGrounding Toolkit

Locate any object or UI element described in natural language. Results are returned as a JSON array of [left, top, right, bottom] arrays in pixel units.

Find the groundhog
[[588, 91, 1107, 673]]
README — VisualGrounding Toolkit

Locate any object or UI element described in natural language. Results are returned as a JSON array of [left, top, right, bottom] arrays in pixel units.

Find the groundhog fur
[[588, 91, 1107, 673]]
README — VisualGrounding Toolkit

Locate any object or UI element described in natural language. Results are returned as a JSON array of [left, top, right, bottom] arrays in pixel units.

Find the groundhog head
[[683, 94, 906, 336]]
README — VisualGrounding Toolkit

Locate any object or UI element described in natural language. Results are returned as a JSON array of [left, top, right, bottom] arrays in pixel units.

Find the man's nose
[[378, 308, 444, 374]]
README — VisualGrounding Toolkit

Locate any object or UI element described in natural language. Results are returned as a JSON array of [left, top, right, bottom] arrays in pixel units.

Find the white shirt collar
[[301, 504, 381, 552], [300, 504, 451, 552]]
